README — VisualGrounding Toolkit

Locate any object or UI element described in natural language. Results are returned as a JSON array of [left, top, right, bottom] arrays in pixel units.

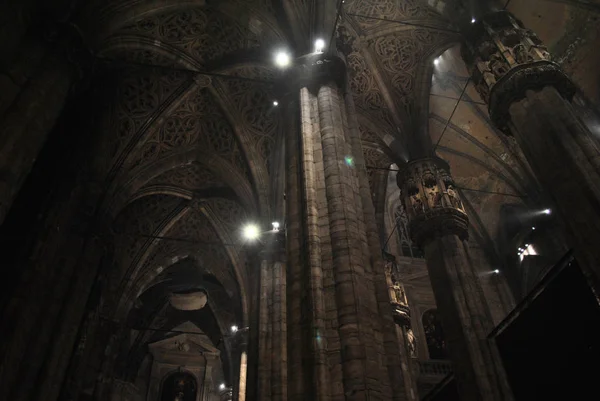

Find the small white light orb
[[532, 227, 536, 230], [231, 325, 238, 333], [272, 221, 280, 231], [471, 18, 476, 24], [494, 269, 500, 274], [219, 384, 226, 390], [434, 57, 440, 66], [273, 100, 279, 106], [274, 51, 291, 68], [243, 224, 260, 241], [543, 208, 551, 215], [315, 38, 325, 53]]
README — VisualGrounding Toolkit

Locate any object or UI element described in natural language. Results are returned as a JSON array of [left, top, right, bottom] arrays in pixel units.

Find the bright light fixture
[[231, 325, 238, 333], [273, 100, 279, 106], [471, 18, 476, 23], [272, 222, 280, 231], [494, 269, 500, 274], [274, 51, 291, 68], [243, 224, 260, 241], [434, 57, 440, 66], [532, 227, 536, 230], [219, 384, 226, 390], [315, 38, 325, 53], [543, 209, 551, 215]]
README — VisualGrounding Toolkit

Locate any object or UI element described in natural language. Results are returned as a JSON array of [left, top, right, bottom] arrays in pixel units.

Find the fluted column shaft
[[282, 53, 402, 401], [463, 10, 600, 295], [258, 232, 287, 401], [397, 158, 513, 401]]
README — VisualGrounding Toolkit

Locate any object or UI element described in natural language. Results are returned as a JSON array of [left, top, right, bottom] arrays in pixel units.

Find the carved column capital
[[277, 53, 346, 97], [397, 158, 469, 247], [258, 230, 286, 263], [462, 10, 576, 132], [219, 386, 233, 401]]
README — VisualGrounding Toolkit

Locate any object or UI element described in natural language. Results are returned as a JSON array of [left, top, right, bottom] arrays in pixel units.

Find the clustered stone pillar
[[462, 10, 600, 294], [283, 52, 406, 401], [257, 230, 287, 401], [397, 158, 513, 401]]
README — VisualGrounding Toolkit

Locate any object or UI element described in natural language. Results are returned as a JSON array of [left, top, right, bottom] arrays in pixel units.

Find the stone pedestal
[[463, 10, 600, 295], [397, 158, 513, 401], [282, 53, 405, 401]]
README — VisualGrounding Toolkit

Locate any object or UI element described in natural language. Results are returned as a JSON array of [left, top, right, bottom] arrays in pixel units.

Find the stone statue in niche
[[424, 184, 442, 209], [489, 53, 510, 79], [446, 185, 463, 210], [478, 60, 497, 87], [409, 192, 424, 214], [392, 281, 407, 305], [407, 328, 417, 358], [513, 43, 533, 64]]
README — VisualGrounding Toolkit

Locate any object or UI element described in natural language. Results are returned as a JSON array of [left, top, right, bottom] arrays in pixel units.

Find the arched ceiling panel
[[344, 0, 442, 33], [215, 65, 280, 174], [106, 6, 262, 67], [126, 86, 251, 180], [145, 162, 229, 191], [112, 194, 188, 279]]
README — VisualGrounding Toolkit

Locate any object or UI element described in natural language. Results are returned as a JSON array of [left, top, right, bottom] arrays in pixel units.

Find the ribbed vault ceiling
[[68, 0, 600, 383]]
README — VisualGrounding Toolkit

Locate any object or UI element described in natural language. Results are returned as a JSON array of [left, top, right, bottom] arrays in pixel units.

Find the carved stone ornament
[[383, 253, 411, 326], [397, 158, 468, 247], [277, 53, 347, 98], [462, 11, 576, 133]]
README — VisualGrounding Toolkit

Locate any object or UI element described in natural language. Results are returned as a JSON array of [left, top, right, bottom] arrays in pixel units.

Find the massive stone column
[[462, 10, 600, 294], [282, 53, 406, 401], [257, 230, 287, 401], [397, 158, 513, 401], [0, 23, 90, 225]]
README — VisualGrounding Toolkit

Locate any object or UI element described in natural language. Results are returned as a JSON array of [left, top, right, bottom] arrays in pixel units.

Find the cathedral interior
[[2, 0, 600, 400]]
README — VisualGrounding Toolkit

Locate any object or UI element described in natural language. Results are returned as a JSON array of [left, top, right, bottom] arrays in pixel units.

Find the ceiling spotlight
[[471, 17, 476, 23], [219, 384, 226, 390], [494, 269, 500, 274], [315, 38, 325, 53], [273, 100, 279, 106], [543, 209, 551, 215], [434, 57, 440, 66], [231, 325, 238, 333], [272, 221, 280, 231], [532, 227, 536, 230], [274, 51, 291, 68], [243, 224, 260, 241]]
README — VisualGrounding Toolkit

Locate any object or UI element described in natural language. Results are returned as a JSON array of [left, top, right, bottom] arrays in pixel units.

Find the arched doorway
[[161, 372, 198, 401], [422, 309, 448, 360]]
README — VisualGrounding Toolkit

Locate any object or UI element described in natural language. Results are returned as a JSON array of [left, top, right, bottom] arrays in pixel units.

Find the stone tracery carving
[[397, 158, 469, 246], [218, 66, 279, 171], [463, 11, 576, 132], [117, 7, 260, 66], [129, 86, 251, 181], [146, 163, 227, 191], [345, 0, 440, 29]]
